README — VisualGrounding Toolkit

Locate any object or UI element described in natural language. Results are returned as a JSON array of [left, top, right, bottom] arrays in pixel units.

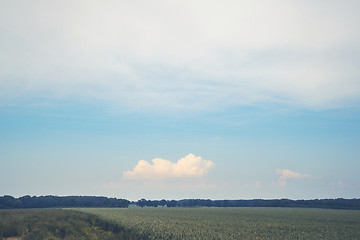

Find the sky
[[1, 0, 360, 201]]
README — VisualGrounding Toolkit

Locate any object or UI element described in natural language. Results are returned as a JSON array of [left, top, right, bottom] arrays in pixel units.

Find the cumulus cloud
[[123, 154, 214, 180], [276, 169, 311, 186]]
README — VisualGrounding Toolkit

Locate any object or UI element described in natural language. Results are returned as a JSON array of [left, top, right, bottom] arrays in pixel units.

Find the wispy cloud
[[276, 169, 312, 186], [123, 153, 214, 180], [1, 1, 360, 110], [331, 181, 346, 188]]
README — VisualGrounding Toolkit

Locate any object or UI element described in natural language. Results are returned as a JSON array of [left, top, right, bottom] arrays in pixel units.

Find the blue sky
[[1, 0, 360, 200]]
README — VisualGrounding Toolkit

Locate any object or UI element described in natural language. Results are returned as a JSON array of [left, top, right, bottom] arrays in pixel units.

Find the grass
[[0, 209, 140, 240], [79, 207, 360, 240]]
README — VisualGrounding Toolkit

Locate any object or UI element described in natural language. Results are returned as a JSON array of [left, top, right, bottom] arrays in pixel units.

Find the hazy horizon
[[1, 0, 360, 201]]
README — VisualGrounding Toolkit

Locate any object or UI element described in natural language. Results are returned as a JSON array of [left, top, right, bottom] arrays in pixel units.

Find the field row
[[0, 209, 140, 240], [79, 207, 360, 240]]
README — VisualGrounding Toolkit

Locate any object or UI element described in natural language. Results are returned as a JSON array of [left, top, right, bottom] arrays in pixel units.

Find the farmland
[[79, 207, 360, 240], [0, 209, 140, 240], [1, 207, 360, 239]]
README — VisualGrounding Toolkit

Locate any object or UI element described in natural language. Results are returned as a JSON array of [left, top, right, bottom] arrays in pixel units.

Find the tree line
[[0, 195, 130, 209], [1, 195, 360, 210], [136, 198, 360, 210]]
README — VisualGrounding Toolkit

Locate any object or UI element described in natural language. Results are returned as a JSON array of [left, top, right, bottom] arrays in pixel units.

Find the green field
[[79, 207, 360, 240], [1, 207, 360, 240], [0, 209, 140, 240]]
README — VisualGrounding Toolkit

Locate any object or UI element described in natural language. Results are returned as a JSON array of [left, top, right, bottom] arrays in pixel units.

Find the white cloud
[[1, 1, 360, 110], [276, 169, 311, 186], [123, 153, 214, 180]]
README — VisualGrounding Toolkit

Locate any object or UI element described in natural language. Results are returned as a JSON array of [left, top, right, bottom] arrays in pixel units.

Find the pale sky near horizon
[[1, 0, 360, 201]]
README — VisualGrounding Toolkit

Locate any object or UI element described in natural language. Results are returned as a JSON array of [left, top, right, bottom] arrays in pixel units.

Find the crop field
[[0, 209, 140, 240], [79, 207, 360, 240]]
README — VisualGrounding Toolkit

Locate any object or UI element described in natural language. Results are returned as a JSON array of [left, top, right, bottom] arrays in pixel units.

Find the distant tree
[[160, 199, 167, 207], [137, 199, 147, 208], [166, 200, 177, 207]]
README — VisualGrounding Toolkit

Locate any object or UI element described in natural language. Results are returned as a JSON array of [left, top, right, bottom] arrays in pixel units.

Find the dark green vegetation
[[137, 198, 360, 209], [2, 195, 360, 210], [80, 207, 360, 240], [0, 209, 140, 240], [0, 195, 129, 209]]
